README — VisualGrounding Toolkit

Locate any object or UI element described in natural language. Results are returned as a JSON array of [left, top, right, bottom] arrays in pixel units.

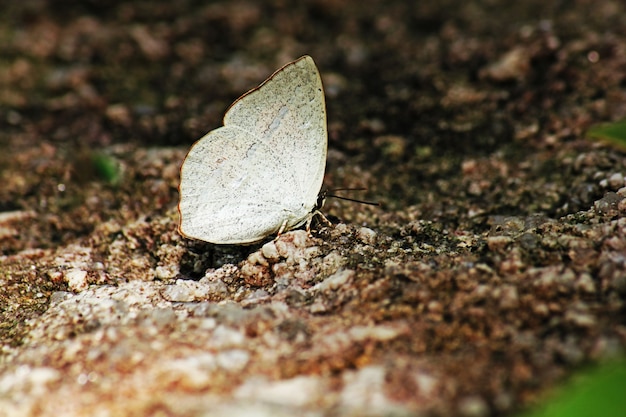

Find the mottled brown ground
[[1, 1, 625, 416]]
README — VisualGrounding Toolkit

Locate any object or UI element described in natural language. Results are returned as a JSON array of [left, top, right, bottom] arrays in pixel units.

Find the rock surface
[[1, 1, 626, 416]]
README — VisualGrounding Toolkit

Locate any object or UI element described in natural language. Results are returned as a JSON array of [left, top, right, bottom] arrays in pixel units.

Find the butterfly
[[178, 56, 327, 244]]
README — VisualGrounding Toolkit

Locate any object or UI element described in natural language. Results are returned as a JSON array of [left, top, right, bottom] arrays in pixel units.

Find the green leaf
[[518, 359, 626, 417], [587, 120, 626, 150], [91, 152, 123, 186]]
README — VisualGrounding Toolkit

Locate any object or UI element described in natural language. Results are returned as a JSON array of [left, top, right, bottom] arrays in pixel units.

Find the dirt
[[0, 1, 625, 416]]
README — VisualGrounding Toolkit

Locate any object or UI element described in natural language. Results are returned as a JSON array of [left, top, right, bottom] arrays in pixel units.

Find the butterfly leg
[[274, 219, 289, 241], [305, 210, 333, 237]]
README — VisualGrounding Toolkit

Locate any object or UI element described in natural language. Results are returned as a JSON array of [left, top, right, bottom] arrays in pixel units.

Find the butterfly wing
[[224, 56, 327, 219], [179, 125, 295, 243], [178, 56, 327, 244]]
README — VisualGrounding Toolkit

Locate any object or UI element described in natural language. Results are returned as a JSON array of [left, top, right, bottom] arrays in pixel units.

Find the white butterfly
[[178, 56, 327, 244]]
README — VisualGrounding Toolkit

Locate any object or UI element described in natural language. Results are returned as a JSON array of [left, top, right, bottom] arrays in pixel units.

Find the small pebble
[[357, 226, 377, 244], [66, 269, 88, 292], [458, 395, 490, 417], [608, 172, 625, 190]]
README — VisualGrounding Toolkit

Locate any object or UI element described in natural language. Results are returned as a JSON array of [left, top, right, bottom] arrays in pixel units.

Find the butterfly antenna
[[326, 194, 380, 206], [326, 187, 367, 192], [324, 188, 380, 206]]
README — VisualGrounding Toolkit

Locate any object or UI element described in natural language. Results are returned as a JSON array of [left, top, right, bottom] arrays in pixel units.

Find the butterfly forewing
[[224, 56, 327, 205]]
